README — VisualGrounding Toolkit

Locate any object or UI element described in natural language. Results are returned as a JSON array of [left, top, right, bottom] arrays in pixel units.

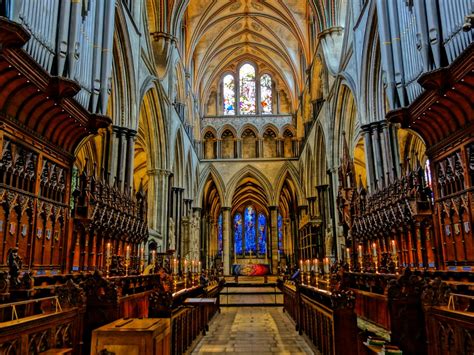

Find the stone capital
[[147, 168, 172, 177]]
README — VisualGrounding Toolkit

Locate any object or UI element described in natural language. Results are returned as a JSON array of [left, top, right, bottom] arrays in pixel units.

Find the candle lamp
[[324, 257, 330, 277], [140, 247, 145, 274], [391, 240, 398, 273], [151, 250, 156, 273], [372, 243, 378, 273], [299, 259, 304, 283], [346, 248, 351, 271], [125, 245, 131, 276], [358, 245, 363, 272], [106, 242, 112, 278]]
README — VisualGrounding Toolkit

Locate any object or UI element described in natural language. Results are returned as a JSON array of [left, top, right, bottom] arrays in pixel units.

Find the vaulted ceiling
[[184, 0, 311, 111]]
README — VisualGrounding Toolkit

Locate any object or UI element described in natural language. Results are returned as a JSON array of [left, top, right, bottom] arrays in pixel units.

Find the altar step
[[220, 281, 283, 307]]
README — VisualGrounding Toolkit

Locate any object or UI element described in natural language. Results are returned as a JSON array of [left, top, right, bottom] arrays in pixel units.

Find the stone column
[[222, 207, 231, 275], [177, 188, 184, 260], [108, 126, 122, 185], [362, 124, 376, 191], [270, 206, 279, 274], [284, 218, 292, 261], [272, 81, 277, 114], [276, 138, 283, 157], [116, 127, 127, 190], [378, 122, 390, 186], [257, 138, 264, 158], [276, 91, 281, 114], [193, 208, 201, 261], [256, 73, 261, 115], [235, 73, 240, 115], [146, 169, 171, 247], [216, 139, 222, 159], [181, 216, 190, 260], [372, 123, 384, 187], [124, 129, 137, 191], [236, 139, 242, 158], [389, 124, 401, 178]]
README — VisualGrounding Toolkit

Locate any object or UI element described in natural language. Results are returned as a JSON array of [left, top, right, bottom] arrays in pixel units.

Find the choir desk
[[90, 318, 170, 355]]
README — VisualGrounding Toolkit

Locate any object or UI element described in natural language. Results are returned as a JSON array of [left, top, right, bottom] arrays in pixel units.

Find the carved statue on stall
[[168, 217, 176, 251], [109, 255, 125, 276], [7, 247, 22, 288]]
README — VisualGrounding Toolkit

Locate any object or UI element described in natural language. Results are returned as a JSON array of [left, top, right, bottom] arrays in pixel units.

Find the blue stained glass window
[[278, 213, 283, 250], [234, 213, 243, 255], [244, 206, 256, 253], [218, 213, 223, 255], [257, 213, 266, 254]]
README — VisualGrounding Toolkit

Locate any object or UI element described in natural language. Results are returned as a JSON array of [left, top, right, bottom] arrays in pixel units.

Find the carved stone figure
[[7, 247, 22, 288]]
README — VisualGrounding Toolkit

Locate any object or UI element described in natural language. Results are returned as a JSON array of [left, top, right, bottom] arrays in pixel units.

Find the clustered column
[[105, 125, 136, 192], [361, 121, 400, 191], [222, 207, 231, 275], [270, 206, 279, 274]]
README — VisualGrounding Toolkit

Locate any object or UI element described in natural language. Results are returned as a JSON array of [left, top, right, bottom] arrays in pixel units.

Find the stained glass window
[[239, 64, 256, 115], [234, 213, 243, 255], [257, 213, 266, 254], [244, 206, 256, 253], [218, 213, 223, 255], [277, 213, 283, 250], [223, 74, 235, 115], [260, 74, 272, 114]]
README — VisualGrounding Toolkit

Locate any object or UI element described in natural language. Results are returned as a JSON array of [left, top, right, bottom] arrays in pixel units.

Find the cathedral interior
[[0, 0, 473, 354]]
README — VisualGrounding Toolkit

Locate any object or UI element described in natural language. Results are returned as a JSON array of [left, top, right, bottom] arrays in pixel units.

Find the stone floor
[[191, 307, 317, 354]]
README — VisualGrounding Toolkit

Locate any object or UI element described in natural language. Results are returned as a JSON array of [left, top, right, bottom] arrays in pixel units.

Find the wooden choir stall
[[0, 16, 224, 355]]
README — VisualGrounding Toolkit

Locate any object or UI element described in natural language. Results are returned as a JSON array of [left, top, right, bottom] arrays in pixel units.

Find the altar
[[232, 263, 270, 276]]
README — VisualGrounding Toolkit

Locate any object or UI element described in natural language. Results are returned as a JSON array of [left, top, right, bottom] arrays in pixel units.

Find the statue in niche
[[325, 223, 333, 259], [168, 217, 176, 251], [7, 247, 22, 288]]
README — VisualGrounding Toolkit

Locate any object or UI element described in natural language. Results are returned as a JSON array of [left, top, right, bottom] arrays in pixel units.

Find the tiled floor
[[191, 307, 317, 354], [220, 286, 283, 305]]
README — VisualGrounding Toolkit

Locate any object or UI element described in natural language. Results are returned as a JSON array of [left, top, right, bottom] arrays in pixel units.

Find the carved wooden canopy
[[387, 44, 474, 151]]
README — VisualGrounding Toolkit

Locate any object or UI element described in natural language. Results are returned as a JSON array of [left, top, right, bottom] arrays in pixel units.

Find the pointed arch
[[224, 165, 274, 207], [172, 128, 186, 188], [273, 162, 305, 207], [196, 164, 226, 209]]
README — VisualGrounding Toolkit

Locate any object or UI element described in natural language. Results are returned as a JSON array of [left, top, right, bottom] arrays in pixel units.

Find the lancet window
[[233, 206, 267, 256], [220, 63, 274, 115]]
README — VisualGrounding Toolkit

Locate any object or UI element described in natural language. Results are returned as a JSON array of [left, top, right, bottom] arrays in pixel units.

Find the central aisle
[[191, 307, 316, 354]]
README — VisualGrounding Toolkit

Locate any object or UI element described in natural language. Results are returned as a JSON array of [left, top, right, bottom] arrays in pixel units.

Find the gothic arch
[[196, 165, 226, 209], [110, 8, 137, 128], [224, 166, 274, 207], [136, 84, 168, 173], [314, 123, 329, 185], [360, 3, 385, 124], [333, 83, 359, 169], [238, 124, 260, 139], [217, 124, 238, 138], [273, 162, 305, 207], [262, 123, 279, 138]]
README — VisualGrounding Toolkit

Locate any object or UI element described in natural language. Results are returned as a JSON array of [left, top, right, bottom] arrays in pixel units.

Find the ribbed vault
[[231, 176, 269, 216], [184, 0, 310, 111]]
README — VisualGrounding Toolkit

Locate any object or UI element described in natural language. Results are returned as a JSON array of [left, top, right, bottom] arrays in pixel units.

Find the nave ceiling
[[184, 0, 310, 111]]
